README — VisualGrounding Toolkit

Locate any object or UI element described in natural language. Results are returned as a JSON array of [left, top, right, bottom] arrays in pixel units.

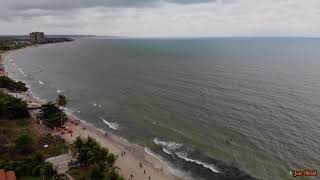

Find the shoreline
[[2, 48, 183, 180]]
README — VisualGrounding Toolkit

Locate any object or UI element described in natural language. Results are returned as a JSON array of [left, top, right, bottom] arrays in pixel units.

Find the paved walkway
[[45, 153, 73, 174]]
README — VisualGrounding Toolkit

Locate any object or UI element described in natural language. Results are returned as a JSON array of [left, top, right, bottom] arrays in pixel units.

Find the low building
[[30, 32, 46, 44], [0, 169, 16, 180]]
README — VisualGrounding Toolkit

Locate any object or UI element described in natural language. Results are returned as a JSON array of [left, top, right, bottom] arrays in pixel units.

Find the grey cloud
[[1, 0, 216, 20], [7, 0, 216, 11]]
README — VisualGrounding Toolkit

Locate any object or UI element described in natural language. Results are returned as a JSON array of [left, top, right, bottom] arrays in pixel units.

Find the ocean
[[4, 37, 320, 179]]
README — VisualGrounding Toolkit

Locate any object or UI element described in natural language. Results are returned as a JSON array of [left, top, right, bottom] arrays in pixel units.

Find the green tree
[[40, 162, 61, 180], [0, 76, 28, 92], [91, 165, 106, 180], [56, 95, 67, 107], [0, 91, 29, 119], [41, 103, 67, 127], [104, 167, 125, 180], [15, 133, 33, 154], [72, 137, 90, 166], [71, 137, 123, 179], [106, 153, 117, 168]]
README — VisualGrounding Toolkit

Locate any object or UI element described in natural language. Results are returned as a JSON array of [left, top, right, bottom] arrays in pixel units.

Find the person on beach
[[144, 170, 145, 174], [130, 174, 133, 179], [149, 175, 151, 180]]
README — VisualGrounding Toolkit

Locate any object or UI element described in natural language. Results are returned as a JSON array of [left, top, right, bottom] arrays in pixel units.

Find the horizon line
[[1, 34, 320, 39]]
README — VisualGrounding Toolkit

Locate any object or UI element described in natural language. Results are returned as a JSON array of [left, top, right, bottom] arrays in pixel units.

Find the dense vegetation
[[0, 75, 124, 179], [0, 40, 28, 51], [0, 119, 68, 179], [0, 76, 28, 92], [39, 94, 68, 127], [70, 137, 125, 180], [0, 153, 62, 179], [41, 103, 67, 127], [15, 133, 34, 154], [0, 91, 29, 119]]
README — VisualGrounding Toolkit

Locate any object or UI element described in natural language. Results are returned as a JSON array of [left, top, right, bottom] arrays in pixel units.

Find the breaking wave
[[176, 152, 220, 173], [38, 80, 44, 85], [154, 138, 183, 152], [100, 117, 119, 130], [153, 138, 220, 174], [163, 148, 172, 155]]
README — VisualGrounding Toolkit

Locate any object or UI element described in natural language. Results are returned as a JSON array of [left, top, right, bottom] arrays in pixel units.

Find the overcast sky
[[1, 0, 320, 37]]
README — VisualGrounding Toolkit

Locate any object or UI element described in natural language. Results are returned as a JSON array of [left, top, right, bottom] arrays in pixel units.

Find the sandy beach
[[2, 51, 182, 180], [62, 120, 181, 180]]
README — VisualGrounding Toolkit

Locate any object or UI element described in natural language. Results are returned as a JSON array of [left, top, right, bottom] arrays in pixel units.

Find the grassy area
[[68, 168, 92, 180], [36, 134, 69, 158], [0, 118, 69, 179], [0, 119, 29, 160], [0, 119, 68, 160]]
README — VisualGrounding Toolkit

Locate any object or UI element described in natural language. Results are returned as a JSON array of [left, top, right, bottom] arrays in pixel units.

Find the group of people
[[126, 159, 151, 180]]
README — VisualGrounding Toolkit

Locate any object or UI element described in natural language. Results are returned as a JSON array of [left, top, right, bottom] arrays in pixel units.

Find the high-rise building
[[29, 32, 45, 44]]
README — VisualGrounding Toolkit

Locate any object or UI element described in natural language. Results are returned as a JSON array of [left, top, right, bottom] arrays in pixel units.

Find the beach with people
[[1, 49, 182, 180]]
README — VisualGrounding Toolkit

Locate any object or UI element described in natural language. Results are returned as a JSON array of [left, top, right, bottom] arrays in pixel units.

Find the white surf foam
[[57, 89, 61, 94], [38, 80, 44, 85], [154, 138, 183, 151], [176, 152, 220, 173], [154, 138, 220, 174], [100, 117, 119, 130], [29, 91, 47, 103], [144, 147, 191, 180], [163, 148, 172, 155]]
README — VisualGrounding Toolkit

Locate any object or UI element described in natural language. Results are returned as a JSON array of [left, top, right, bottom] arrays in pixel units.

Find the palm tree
[[106, 153, 117, 168], [105, 166, 125, 180], [40, 103, 67, 127], [72, 137, 89, 166], [56, 95, 67, 107], [90, 164, 105, 180], [72, 137, 84, 153], [56, 95, 67, 127]]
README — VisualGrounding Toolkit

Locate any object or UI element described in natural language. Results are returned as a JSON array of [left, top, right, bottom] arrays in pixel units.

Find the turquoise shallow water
[[5, 37, 320, 179]]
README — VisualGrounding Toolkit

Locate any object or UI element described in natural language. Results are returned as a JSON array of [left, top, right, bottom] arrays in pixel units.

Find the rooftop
[[0, 169, 16, 180]]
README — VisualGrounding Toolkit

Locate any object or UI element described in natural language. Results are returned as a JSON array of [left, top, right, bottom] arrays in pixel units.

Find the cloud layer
[[1, 0, 320, 36]]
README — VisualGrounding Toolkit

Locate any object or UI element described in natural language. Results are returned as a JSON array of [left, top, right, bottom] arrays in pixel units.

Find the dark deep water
[[5, 37, 320, 179]]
